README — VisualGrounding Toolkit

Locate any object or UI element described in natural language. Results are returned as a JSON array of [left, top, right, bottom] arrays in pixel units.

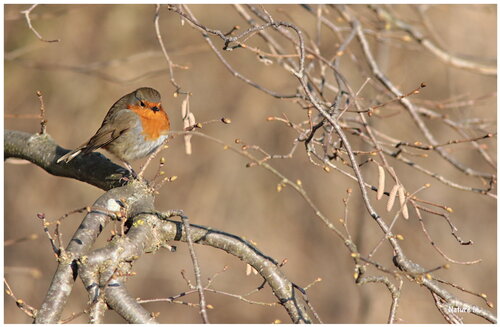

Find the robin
[[57, 87, 170, 176]]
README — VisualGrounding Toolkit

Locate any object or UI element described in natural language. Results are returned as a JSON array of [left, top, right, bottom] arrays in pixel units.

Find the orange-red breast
[[57, 87, 170, 174]]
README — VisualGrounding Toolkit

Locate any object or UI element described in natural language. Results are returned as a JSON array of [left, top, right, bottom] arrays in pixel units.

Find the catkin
[[398, 185, 409, 219], [377, 166, 385, 200], [387, 184, 399, 211]]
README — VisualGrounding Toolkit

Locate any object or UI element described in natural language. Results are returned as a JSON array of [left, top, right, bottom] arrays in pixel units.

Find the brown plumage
[[57, 87, 170, 172]]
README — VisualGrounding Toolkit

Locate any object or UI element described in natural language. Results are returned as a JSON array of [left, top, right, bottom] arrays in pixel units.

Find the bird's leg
[[123, 161, 138, 180], [123, 161, 152, 187]]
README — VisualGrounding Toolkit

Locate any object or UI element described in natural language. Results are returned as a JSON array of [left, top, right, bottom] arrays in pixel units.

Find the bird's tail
[[57, 148, 83, 163]]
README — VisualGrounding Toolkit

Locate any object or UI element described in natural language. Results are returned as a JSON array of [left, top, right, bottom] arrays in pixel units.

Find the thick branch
[[156, 218, 312, 323], [79, 212, 161, 323], [5, 129, 131, 190], [79, 210, 313, 323], [34, 182, 154, 323]]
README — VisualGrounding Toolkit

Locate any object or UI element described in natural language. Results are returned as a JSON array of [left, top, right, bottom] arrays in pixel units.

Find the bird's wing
[[80, 110, 135, 154]]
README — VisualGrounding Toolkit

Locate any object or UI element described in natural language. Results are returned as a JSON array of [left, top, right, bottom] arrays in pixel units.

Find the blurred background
[[4, 4, 496, 323]]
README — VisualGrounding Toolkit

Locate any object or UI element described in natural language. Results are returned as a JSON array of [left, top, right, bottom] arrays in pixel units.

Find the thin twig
[[370, 5, 496, 76], [20, 4, 60, 43], [167, 210, 209, 323], [154, 4, 186, 94], [36, 90, 48, 134]]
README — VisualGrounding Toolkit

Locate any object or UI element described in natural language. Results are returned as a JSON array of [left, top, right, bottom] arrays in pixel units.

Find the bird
[[57, 87, 170, 176]]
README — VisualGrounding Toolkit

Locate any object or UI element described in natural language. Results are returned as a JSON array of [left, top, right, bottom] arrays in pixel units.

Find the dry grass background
[[4, 4, 496, 323]]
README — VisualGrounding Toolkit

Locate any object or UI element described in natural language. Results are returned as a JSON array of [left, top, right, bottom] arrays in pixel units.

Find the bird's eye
[[140, 101, 146, 107]]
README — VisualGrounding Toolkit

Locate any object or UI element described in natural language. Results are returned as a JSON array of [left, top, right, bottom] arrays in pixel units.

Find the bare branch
[[20, 4, 60, 43]]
